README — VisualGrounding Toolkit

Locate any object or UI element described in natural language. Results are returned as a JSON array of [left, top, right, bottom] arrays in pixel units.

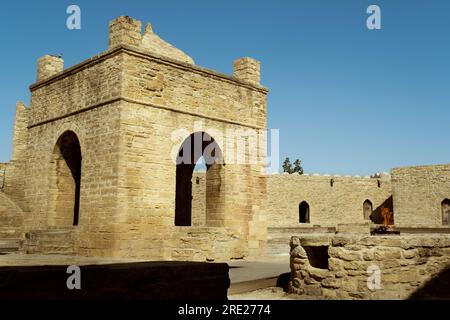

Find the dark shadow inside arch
[[53, 131, 82, 226], [299, 201, 310, 223], [175, 132, 223, 226], [442, 199, 450, 225], [371, 196, 393, 224], [363, 199, 373, 221]]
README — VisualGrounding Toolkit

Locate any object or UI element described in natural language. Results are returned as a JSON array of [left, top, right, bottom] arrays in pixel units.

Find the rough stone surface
[[392, 164, 450, 227], [0, 192, 24, 238], [267, 174, 392, 227], [289, 234, 450, 299], [0, 163, 6, 190], [37, 55, 64, 82]]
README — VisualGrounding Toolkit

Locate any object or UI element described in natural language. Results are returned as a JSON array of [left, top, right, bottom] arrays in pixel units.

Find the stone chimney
[[37, 55, 64, 82], [109, 16, 142, 49], [233, 57, 261, 86]]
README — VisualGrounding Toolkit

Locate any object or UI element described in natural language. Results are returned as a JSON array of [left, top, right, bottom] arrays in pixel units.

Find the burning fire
[[381, 207, 394, 225]]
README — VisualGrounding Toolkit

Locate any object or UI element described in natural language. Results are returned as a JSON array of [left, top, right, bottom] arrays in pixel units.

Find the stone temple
[[0, 16, 450, 299]]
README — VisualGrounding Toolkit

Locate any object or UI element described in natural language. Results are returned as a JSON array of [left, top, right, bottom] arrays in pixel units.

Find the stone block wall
[[119, 47, 267, 129], [0, 191, 24, 238], [392, 164, 450, 227], [192, 171, 206, 226], [18, 15, 268, 260], [2, 102, 29, 208], [267, 174, 392, 227], [25, 51, 124, 253], [289, 234, 450, 299], [114, 99, 267, 259], [165, 227, 246, 261], [0, 163, 6, 190], [24, 100, 122, 256]]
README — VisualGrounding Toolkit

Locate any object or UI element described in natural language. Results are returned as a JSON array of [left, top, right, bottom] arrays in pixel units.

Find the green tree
[[282, 157, 292, 173], [293, 159, 304, 174]]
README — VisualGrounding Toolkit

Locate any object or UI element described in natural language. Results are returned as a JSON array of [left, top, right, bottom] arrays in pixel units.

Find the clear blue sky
[[0, 0, 449, 175]]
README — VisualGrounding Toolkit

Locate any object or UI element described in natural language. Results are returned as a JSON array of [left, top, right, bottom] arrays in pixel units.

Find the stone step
[[23, 228, 74, 255], [26, 229, 73, 239], [268, 226, 335, 235], [0, 239, 21, 253], [36, 249, 74, 255], [0, 228, 20, 238], [33, 234, 73, 242]]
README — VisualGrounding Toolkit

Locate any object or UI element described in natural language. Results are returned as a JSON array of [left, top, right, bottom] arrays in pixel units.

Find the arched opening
[[299, 201, 310, 223], [371, 196, 393, 224], [442, 199, 450, 226], [175, 132, 224, 227], [49, 131, 82, 226], [363, 199, 373, 221]]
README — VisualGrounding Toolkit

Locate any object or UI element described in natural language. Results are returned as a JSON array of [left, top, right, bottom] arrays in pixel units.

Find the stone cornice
[[29, 45, 269, 94], [27, 97, 266, 130]]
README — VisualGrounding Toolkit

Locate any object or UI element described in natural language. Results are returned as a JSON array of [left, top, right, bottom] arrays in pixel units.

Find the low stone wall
[[193, 172, 393, 229], [167, 226, 246, 261], [267, 173, 392, 227], [289, 234, 450, 299]]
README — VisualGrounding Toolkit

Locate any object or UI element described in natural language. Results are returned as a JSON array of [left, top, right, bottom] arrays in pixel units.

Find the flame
[[381, 207, 394, 225]]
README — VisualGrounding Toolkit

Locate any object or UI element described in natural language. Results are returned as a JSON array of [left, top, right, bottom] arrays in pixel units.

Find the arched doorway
[[299, 201, 310, 223], [442, 199, 450, 225], [49, 131, 82, 226], [363, 199, 373, 221], [175, 132, 224, 226]]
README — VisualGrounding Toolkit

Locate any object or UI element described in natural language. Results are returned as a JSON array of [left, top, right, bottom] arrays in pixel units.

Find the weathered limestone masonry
[[13, 16, 268, 260], [0, 191, 24, 238], [392, 164, 450, 227], [289, 234, 450, 299], [0, 101, 27, 238], [0, 163, 6, 190], [267, 173, 392, 227], [0, 163, 24, 238], [3, 102, 29, 208], [192, 171, 207, 227]]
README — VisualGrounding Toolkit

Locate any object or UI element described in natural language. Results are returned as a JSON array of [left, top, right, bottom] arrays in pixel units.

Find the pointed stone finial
[[144, 23, 153, 34]]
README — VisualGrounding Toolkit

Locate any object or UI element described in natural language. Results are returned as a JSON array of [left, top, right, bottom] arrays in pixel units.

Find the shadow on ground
[[0, 261, 229, 300], [409, 266, 450, 300], [276, 272, 290, 292]]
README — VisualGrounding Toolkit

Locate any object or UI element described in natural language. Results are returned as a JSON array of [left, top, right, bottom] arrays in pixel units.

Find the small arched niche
[[363, 199, 373, 221], [299, 201, 310, 223]]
